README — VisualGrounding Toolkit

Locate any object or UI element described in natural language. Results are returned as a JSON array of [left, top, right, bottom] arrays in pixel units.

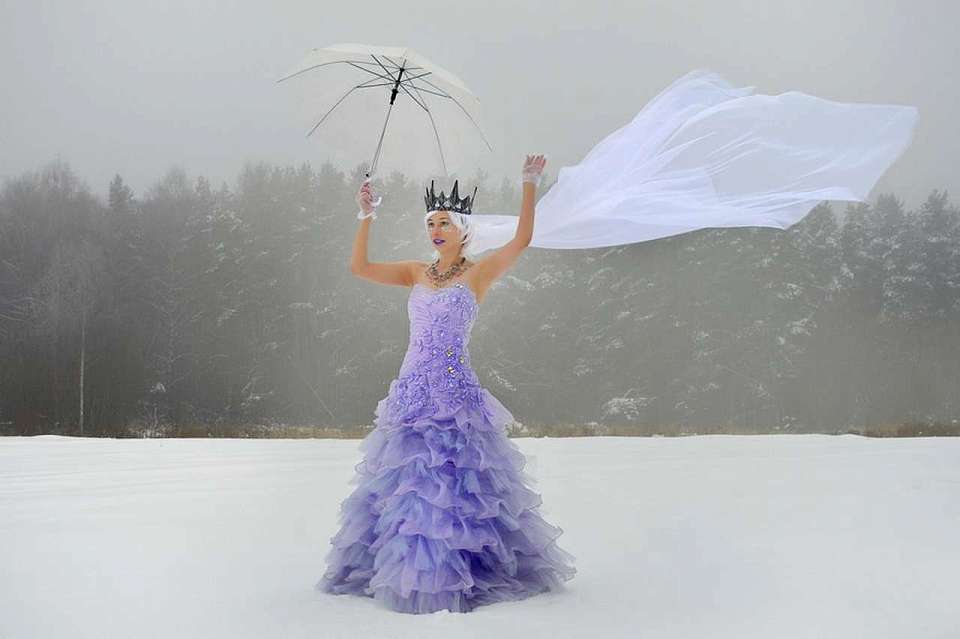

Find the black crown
[[424, 180, 477, 215]]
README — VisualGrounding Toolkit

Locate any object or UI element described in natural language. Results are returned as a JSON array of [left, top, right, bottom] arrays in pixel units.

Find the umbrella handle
[[356, 176, 383, 219], [362, 177, 384, 207]]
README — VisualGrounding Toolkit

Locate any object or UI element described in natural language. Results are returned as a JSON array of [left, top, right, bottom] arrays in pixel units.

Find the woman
[[317, 154, 578, 614], [315, 68, 918, 614]]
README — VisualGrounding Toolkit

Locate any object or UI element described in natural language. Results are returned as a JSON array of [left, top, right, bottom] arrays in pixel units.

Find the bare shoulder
[[409, 260, 429, 286], [468, 240, 528, 295], [462, 259, 488, 302]]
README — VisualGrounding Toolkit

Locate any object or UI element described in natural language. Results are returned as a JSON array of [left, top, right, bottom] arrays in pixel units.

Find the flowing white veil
[[465, 69, 918, 255]]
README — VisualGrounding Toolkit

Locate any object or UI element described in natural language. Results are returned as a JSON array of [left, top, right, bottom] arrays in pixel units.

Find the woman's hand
[[522, 154, 546, 187], [356, 180, 375, 214]]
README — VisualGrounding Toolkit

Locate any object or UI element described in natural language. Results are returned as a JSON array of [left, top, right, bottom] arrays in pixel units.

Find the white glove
[[355, 178, 382, 220], [521, 154, 546, 187]]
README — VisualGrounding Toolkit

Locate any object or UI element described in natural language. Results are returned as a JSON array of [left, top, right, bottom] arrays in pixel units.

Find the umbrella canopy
[[277, 43, 492, 180]]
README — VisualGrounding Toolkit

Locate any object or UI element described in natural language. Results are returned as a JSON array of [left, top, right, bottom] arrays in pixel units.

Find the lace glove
[[521, 154, 546, 187], [355, 179, 380, 220]]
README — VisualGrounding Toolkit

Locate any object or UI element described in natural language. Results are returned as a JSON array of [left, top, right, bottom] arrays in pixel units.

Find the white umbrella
[[277, 43, 492, 185]]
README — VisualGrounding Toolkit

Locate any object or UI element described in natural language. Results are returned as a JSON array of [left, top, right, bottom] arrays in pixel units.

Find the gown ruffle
[[316, 282, 576, 614]]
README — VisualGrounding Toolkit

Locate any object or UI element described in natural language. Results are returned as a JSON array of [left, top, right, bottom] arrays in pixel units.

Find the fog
[[2, 0, 955, 207], [1, 1, 958, 437]]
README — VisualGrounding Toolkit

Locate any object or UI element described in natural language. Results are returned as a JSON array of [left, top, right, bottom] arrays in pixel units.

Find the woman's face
[[427, 212, 460, 254]]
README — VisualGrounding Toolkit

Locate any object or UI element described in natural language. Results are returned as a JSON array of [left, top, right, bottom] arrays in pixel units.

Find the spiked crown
[[424, 179, 477, 215]]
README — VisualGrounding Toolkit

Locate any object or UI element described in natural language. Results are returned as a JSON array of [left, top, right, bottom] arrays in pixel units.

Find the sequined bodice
[[386, 282, 482, 421], [399, 282, 479, 377]]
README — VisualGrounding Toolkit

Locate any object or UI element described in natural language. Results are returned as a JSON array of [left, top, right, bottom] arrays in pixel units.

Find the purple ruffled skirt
[[316, 382, 577, 614]]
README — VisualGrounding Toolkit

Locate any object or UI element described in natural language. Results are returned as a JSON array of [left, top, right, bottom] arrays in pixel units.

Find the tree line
[[1, 158, 957, 437]]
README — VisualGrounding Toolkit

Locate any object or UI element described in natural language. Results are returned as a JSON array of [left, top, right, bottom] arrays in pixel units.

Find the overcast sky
[[2, 0, 955, 209]]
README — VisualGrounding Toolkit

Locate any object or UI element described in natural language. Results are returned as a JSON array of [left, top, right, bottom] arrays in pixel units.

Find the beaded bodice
[[386, 282, 482, 422], [400, 282, 479, 377]]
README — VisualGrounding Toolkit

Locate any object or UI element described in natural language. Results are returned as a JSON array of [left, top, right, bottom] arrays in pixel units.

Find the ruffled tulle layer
[[316, 385, 577, 614]]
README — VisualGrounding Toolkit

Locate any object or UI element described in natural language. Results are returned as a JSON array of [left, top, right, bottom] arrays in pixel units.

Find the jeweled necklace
[[426, 256, 470, 287]]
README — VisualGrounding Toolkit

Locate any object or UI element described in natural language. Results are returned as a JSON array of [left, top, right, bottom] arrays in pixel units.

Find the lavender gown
[[316, 281, 577, 614]]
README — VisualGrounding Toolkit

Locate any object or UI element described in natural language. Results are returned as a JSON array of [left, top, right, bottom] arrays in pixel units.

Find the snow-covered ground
[[1, 434, 957, 639]]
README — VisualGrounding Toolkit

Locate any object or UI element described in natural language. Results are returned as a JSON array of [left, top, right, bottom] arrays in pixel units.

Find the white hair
[[423, 210, 478, 262]]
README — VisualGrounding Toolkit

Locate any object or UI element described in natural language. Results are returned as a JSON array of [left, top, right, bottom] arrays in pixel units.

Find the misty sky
[[2, 0, 956, 209]]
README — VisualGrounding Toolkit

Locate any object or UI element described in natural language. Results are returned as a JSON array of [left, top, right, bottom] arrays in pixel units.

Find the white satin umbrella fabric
[[466, 69, 919, 254]]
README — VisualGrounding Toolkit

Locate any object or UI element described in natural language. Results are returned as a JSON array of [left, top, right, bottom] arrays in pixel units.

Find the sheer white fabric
[[466, 69, 918, 255]]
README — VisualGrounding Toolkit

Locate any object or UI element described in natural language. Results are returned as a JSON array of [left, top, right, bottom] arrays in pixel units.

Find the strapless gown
[[316, 281, 577, 614]]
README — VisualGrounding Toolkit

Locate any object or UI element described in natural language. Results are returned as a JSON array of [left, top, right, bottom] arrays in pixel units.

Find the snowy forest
[[1, 158, 958, 438]]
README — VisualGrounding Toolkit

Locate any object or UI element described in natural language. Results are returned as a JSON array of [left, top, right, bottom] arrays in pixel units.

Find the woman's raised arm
[[349, 181, 418, 287], [473, 154, 545, 291]]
